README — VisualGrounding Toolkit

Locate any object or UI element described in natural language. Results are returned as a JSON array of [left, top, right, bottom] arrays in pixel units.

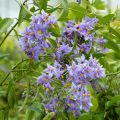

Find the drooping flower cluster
[[19, 10, 107, 117], [37, 54, 105, 115], [19, 10, 57, 61], [63, 54, 105, 115]]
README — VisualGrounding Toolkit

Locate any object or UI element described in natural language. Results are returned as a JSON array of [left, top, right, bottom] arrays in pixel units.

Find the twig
[[0, 21, 18, 47], [0, 59, 28, 86], [106, 71, 120, 76]]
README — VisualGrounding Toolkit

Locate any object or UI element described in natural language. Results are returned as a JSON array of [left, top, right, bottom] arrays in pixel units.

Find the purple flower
[[79, 42, 92, 53], [44, 61, 64, 79], [76, 0, 81, 4], [19, 10, 57, 61], [96, 38, 106, 45], [37, 73, 53, 94], [96, 38, 108, 53], [45, 97, 58, 113]]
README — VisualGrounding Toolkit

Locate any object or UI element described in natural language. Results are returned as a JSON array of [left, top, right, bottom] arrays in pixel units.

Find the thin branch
[[0, 21, 18, 47], [0, 59, 28, 86], [106, 71, 120, 76]]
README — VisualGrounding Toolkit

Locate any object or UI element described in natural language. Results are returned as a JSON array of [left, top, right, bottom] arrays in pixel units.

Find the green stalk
[[18, 79, 30, 112]]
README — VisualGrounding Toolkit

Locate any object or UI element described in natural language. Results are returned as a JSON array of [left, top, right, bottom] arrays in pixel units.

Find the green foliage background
[[0, 0, 120, 119]]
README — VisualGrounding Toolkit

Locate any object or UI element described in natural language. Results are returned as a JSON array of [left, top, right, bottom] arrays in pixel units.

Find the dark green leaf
[[115, 108, 120, 117], [105, 95, 120, 109]]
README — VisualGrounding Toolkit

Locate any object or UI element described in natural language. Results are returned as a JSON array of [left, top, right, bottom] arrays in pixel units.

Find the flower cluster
[[66, 54, 106, 85], [37, 61, 64, 94], [19, 10, 107, 117], [19, 10, 56, 61], [65, 84, 92, 116], [63, 54, 105, 115], [54, 17, 98, 62], [37, 55, 105, 115]]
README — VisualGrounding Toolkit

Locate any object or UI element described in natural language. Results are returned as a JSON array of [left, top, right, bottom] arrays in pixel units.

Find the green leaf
[[47, 6, 60, 13], [115, 9, 120, 19], [105, 95, 120, 109], [26, 109, 35, 120], [37, 0, 48, 11], [0, 110, 5, 120], [100, 14, 114, 24], [93, 0, 106, 10], [78, 113, 92, 120], [48, 39, 57, 48], [91, 96, 98, 112], [92, 113, 104, 120], [58, 9, 68, 21], [68, 2, 86, 20], [48, 24, 61, 37], [7, 81, 16, 109], [87, 84, 94, 95], [18, 4, 31, 25], [93, 53, 105, 59], [109, 27, 120, 43], [104, 35, 120, 52], [43, 112, 55, 120], [0, 18, 14, 35], [0, 54, 9, 59], [115, 108, 120, 117], [0, 17, 2, 22], [60, 0, 68, 16]]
